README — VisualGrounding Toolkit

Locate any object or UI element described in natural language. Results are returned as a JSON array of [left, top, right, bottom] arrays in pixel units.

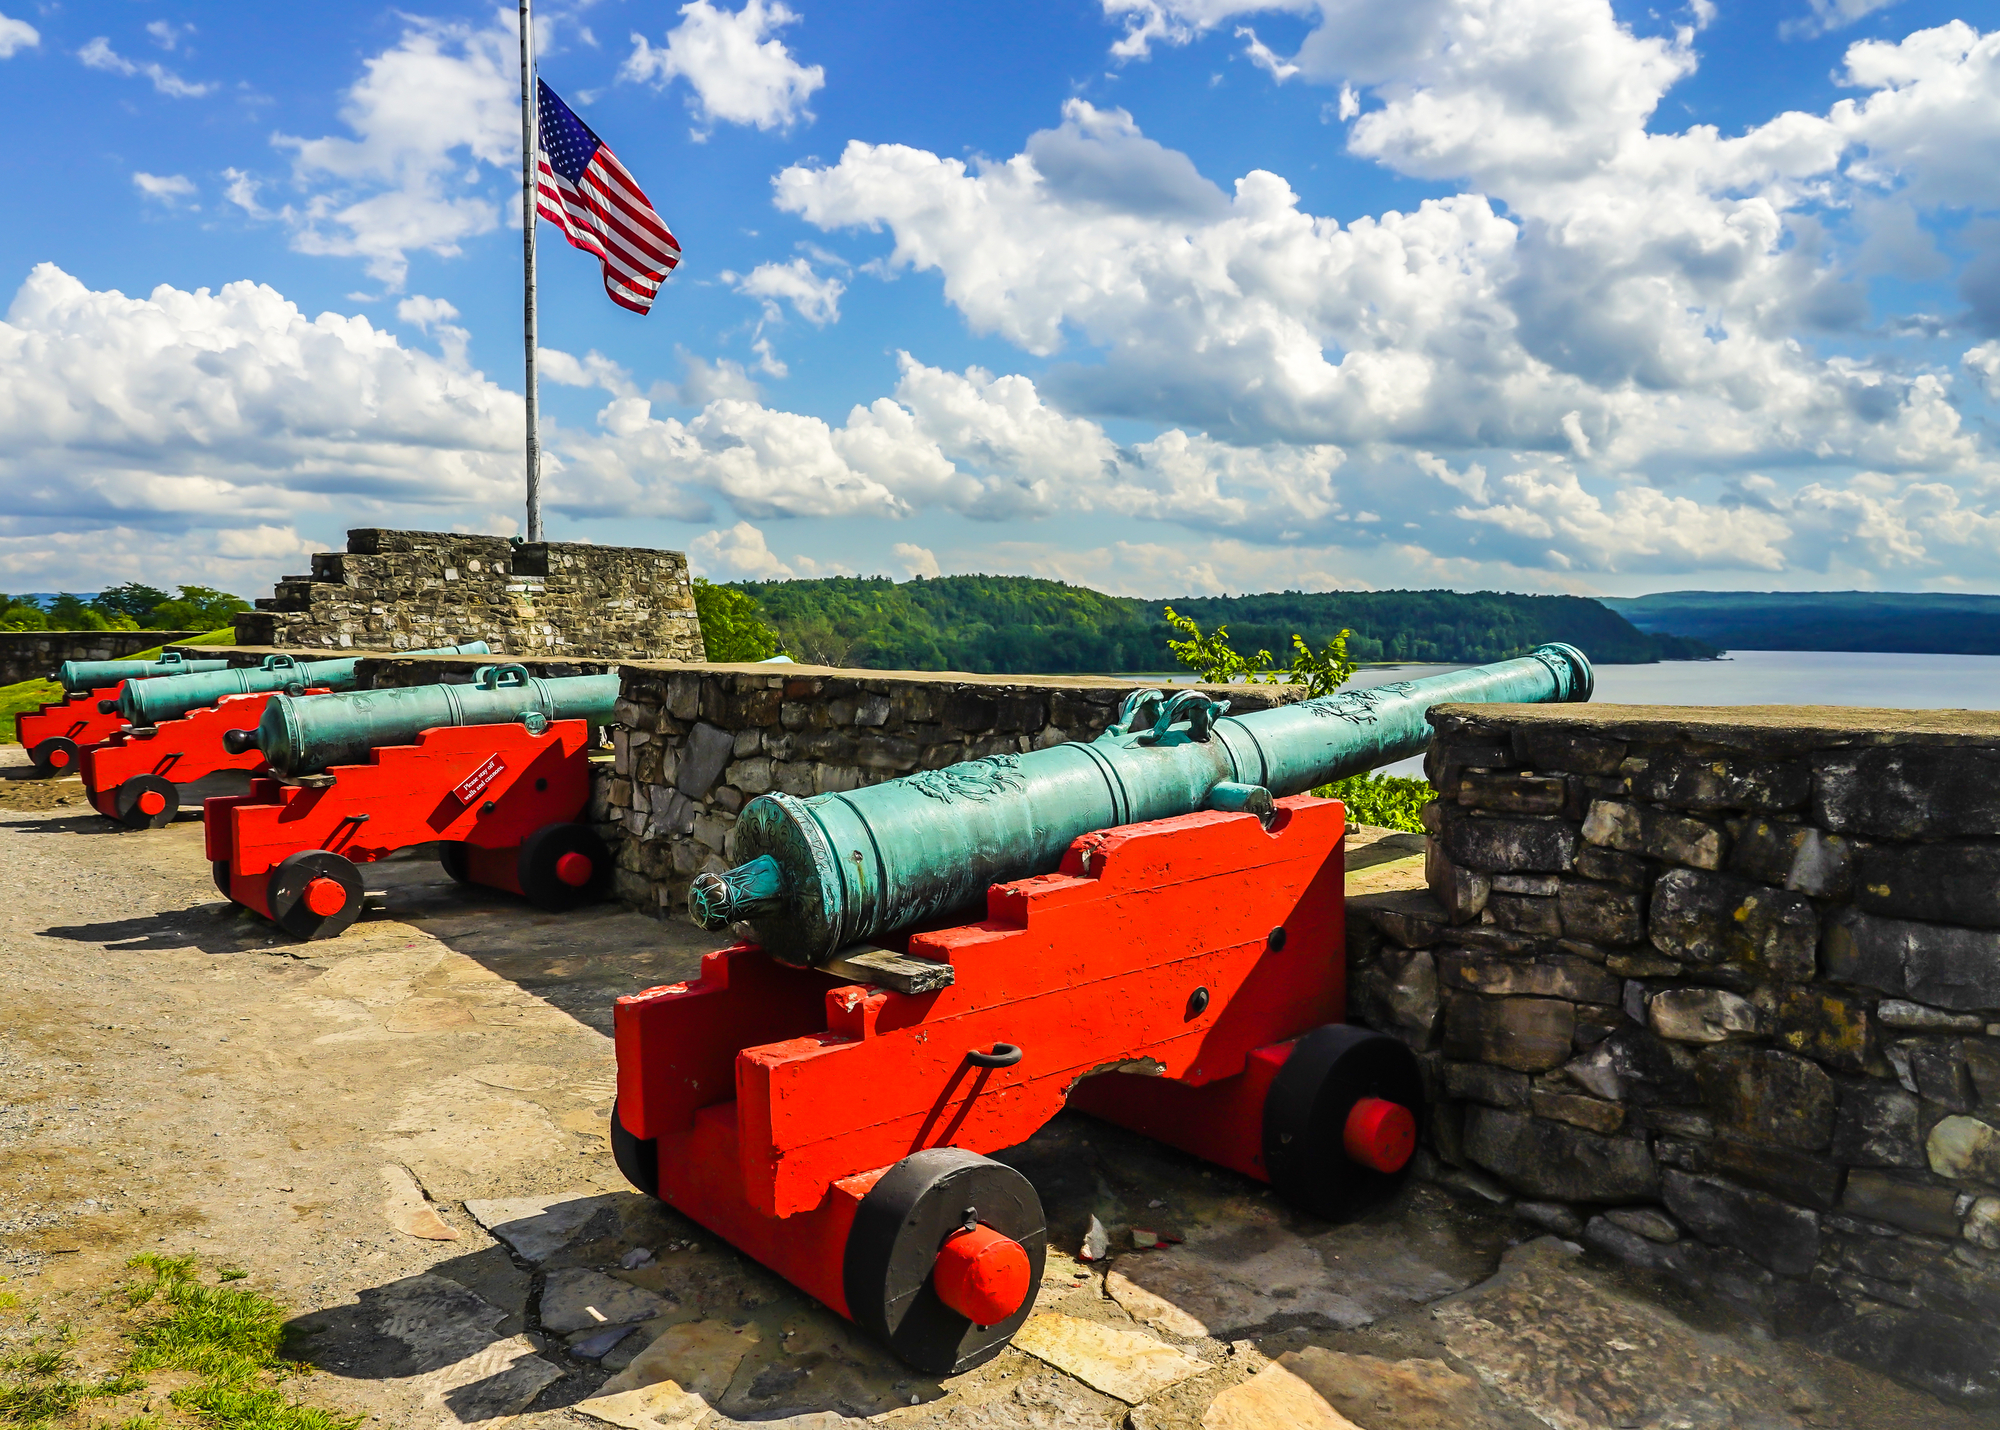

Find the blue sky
[[0, 0, 1996, 602]]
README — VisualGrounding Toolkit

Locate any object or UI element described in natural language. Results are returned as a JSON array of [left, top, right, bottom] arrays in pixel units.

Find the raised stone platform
[[233, 528, 703, 660], [1344, 700, 2000, 1407]]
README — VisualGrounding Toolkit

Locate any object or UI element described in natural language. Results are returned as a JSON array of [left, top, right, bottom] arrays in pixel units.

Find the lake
[[1302, 650, 2000, 778]]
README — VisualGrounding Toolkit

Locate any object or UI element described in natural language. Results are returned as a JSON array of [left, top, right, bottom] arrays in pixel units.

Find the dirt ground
[[2, 743, 1996, 1430]]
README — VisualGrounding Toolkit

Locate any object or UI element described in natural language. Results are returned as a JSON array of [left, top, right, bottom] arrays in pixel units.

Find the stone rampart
[[232, 529, 703, 660], [1346, 702, 2000, 1405], [607, 663, 1300, 919], [0, 631, 199, 685]]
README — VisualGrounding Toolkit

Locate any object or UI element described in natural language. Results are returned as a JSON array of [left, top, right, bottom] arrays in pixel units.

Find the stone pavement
[[0, 751, 1990, 1429]]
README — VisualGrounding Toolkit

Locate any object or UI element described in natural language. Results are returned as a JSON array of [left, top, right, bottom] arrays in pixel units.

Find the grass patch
[[1, 629, 241, 745], [122, 1256, 360, 1430], [0, 1258, 360, 1430], [1315, 771, 1435, 834]]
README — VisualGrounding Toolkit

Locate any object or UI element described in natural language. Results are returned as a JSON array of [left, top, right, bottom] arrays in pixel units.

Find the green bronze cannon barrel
[[112, 642, 490, 725], [692, 644, 1593, 967], [226, 665, 620, 776], [58, 649, 231, 693]]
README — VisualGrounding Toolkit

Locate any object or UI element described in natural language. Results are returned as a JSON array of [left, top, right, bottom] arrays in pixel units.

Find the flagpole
[[518, 0, 543, 543]]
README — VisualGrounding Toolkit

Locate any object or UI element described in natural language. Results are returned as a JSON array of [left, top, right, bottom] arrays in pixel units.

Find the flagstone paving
[[1, 748, 1993, 1429]]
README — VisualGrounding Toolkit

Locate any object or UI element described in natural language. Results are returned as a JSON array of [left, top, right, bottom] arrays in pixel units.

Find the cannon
[[18, 650, 232, 776], [112, 643, 490, 727], [205, 665, 619, 937], [58, 650, 231, 693], [610, 646, 1592, 1375], [82, 642, 491, 828]]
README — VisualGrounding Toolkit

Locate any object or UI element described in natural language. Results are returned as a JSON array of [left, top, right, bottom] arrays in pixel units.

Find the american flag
[[535, 80, 680, 314]]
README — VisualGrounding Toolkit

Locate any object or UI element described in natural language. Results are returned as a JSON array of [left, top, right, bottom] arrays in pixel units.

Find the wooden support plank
[[823, 946, 955, 996]]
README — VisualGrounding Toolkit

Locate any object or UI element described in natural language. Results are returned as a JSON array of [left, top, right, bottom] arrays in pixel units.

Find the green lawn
[[1, 629, 240, 745]]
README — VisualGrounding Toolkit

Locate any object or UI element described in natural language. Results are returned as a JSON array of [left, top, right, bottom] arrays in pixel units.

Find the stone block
[[1486, 893, 1562, 936], [1492, 873, 1560, 895], [1510, 726, 1627, 776], [1964, 1196, 2000, 1251], [941, 690, 997, 730], [1424, 737, 1514, 789], [726, 756, 774, 796], [1772, 988, 1872, 1074], [1437, 950, 1621, 1005], [1356, 889, 1451, 948], [1927, 1116, 2000, 1185], [1878, 1000, 1985, 1031], [1582, 799, 1724, 871], [1648, 867, 1817, 980], [1425, 841, 1490, 924], [1967, 1040, 2000, 1107], [1605, 1026, 1703, 1105], [1637, 755, 1811, 813], [1529, 1088, 1624, 1134], [1563, 1043, 1623, 1100], [1444, 1061, 1530, 1109], [1457, 771, 1566, 814], [1814, 746, 2000, 840], [1573, 845, 1653, 890], [1605, 1206, 1681, 1242], [1833, 1082, 1925, 1168], [1903, 1040, 1977, 1112], [1727, 818, 1852, 898], [1824, 908, 2000, 1011], [675, 721, 735, 799], [1462, 1107, 1658, 1201], [1859, 841, 2000, 930], [1810, 1303, 2000, 1408], [1349, 947, 1440, 1048], [1439, 813, 1577, 873], [1694, 1138, 1846, 1211], [1696, 1046, 1837, 1149], [1557, 879, 1645, 945], [1662, 1169, 1821, 1276], [1841, 1170, 1963, 1237], [1443, 994, 1576, 1072], [1605, 949, 1682, 977], [1648, 987, 1762, 1043]]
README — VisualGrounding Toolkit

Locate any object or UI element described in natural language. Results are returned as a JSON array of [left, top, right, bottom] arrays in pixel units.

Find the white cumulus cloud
[[133, 172, 197, 207], [621, 0, 824, 136], [0, 10, 37, 57], [731, 259, 844, 326], [78, 35, 213, 97]]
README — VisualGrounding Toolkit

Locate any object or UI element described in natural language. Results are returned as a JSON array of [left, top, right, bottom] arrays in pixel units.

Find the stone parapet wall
[[232, 528, 703, 660], [1, 631, 199, 685], [1346, 702, 2000, 1406], [607, 663, 1300, 919]]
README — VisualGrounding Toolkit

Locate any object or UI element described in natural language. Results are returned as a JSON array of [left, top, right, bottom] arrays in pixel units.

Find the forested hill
[[1605, 591, 2000, 655], [731, 575, 1716, 673]]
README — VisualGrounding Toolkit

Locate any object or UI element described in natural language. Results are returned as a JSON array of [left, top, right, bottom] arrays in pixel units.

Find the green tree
[[92, 583, 171, 623], [144, 584, 249, 631], [1163, 607, 1357, 698], [46, 593, 111, 630], [0, 601, 47, 631], [693, 578, 786, 662]]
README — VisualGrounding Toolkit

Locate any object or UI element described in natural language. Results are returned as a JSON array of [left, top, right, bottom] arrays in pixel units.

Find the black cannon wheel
[[27, 736, 80, 778], [609, 1098, 662, 1202], [437, 841, 473, 886], [112, 774, 179, 830], [843, 1147, 1046, 1376], [517, 823, 611, 912], [267, 849, 364, 941], [211, 860, 233, 901], [1262, 1023, 1426, 1222]]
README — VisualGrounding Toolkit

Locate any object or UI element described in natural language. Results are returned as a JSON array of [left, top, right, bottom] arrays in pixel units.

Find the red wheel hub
[[931, 1223, 1030, 1327], [1343, 1095, 1417, 1174], [47, 747, 70, 769], [303, 876, 350, 918], [554, 851, 594, 887], [136, 789, 167, 816]]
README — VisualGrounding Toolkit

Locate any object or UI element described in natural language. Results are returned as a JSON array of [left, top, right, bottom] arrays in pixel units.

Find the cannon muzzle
[[116, 642, 490, 726], [59, 649, 231, 694], [242, 665, 619, 776], [694, 644, 1593, 966]]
